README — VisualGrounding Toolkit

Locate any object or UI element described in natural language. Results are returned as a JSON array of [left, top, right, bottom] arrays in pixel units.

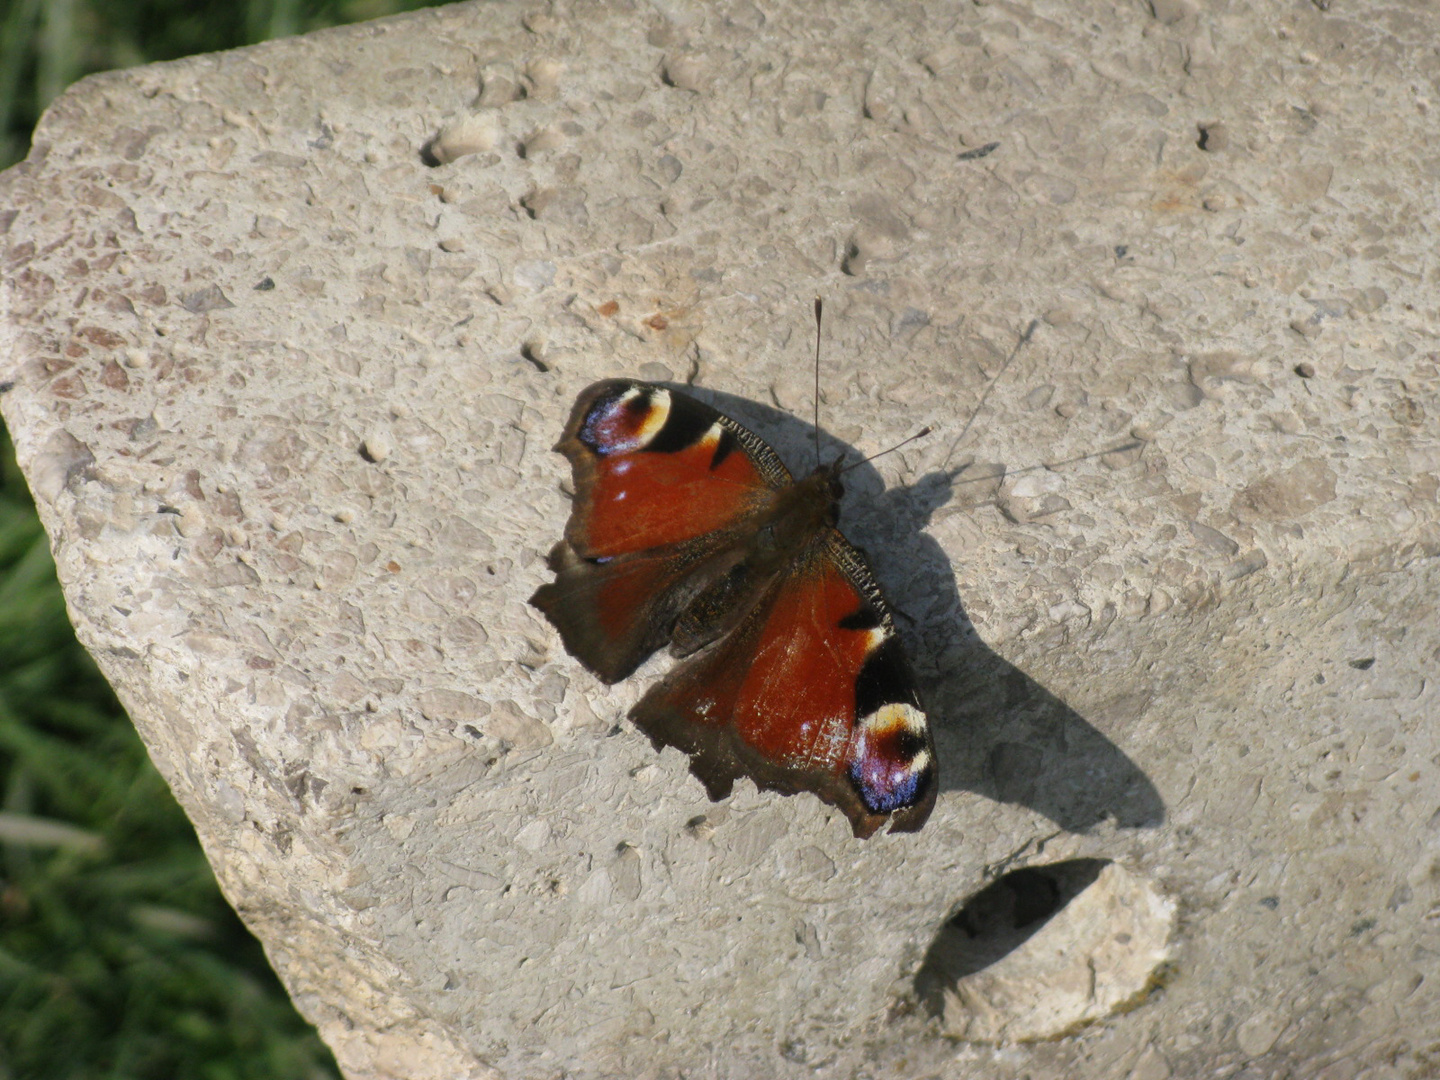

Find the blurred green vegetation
[[0, 1, 434, 1076], [1, 0, 435, 170]]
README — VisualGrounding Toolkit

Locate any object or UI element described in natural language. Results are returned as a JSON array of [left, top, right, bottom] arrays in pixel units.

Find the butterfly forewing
[[531, 380, 788, 681], [559, 380, 790, 559]]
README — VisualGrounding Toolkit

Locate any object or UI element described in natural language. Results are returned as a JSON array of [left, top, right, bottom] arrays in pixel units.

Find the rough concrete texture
[[2, 0, 1438, 1076]]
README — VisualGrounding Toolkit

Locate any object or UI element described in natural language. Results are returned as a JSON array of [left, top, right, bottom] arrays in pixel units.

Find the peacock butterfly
[[529, 368, 937, 838]]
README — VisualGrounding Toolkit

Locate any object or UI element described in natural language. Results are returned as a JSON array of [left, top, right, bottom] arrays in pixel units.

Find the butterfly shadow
[[677, 385, 1166, 836], [858, 468, 1166, 834]]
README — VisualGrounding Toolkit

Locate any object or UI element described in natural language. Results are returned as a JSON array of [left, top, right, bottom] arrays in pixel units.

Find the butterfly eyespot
[[847, 703, 933, 813], [579, 385, 672, 455]]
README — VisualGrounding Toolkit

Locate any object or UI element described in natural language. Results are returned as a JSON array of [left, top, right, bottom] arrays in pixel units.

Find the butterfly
[[529, 378, 937, 837]]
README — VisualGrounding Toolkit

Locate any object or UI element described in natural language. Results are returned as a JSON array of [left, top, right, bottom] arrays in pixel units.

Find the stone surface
[[2, 1, 1439, 1077]]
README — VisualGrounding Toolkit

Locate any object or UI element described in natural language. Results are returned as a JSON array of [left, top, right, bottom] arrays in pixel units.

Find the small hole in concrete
[[520, 341, 549, 372], [916, 858, 1174, 1043], [956, 140, 1000, 161], [1197, 121, 1230, 152], [918, 859, 1107, 994]]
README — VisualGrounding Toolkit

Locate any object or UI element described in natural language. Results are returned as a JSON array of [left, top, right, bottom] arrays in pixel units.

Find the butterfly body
[[530, 379, 937, 837]]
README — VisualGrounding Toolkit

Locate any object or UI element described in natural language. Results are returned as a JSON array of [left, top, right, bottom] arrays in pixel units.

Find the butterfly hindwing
[[532, 541, 714, 684]]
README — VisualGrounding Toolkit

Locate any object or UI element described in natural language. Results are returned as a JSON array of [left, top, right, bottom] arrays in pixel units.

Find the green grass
[[0, 2, 438, 1075]]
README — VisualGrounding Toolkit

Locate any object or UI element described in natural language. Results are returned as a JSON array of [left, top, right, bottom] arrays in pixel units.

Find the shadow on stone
[[667, 382, 1166, 835], [865, 463, 1166, 832]]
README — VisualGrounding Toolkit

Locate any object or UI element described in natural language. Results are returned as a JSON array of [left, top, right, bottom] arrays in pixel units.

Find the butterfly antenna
[[812, 296, 823, 469], [943, 317, 1039, 467], [947, 439, 1145, 487], [841, 425, 935, 474]]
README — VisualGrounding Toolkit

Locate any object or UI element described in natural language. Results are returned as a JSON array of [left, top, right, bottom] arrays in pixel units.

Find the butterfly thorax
[[754, 462, 843, 559]]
